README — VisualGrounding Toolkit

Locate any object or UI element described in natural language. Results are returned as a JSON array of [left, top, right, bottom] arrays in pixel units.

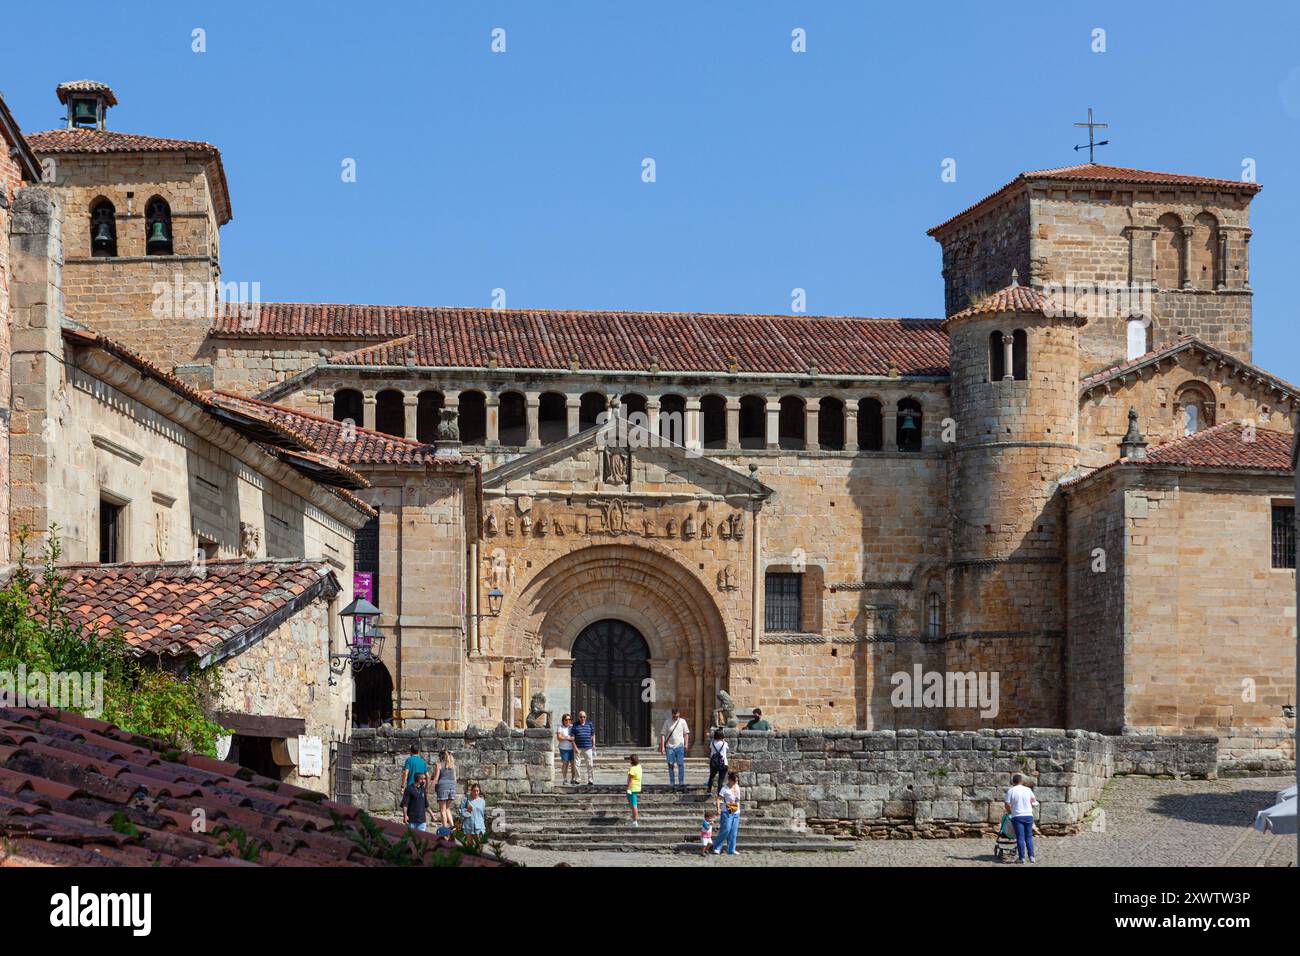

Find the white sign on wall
[[298, 735, 323, 777]]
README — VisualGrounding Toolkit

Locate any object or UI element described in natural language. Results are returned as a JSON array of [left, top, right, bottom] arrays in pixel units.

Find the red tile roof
[[943, 281, 1080, 325], [55, 80, 118, 106], [26, 128, 232, 224], [1064, 422, 1294, 489], [25, 560, 340, 660], [208, 392, 479, 470], [929, 163, 1260, 236], [1078, 336, 1300, 399], [0, 707, 500, 867], [225, 306, 950, 377]]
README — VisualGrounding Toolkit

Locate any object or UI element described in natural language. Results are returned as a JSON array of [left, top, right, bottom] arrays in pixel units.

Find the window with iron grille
[[1272, 504, 1296, 569], [925, 591, 943, 638], [765, 572, 802, 631]]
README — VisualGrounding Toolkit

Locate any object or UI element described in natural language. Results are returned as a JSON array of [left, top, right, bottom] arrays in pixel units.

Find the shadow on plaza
[[1146, 789, 1278, 828]]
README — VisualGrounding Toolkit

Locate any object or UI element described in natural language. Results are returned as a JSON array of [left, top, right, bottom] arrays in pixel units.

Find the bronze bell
[[92, 220, 115, 251], [900, 411, 919, 435], [72, 99, 97, 125], [147, 218, 172, 253]]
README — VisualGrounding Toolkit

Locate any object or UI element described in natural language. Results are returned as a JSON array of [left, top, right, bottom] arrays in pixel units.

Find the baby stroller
[[993, 813, 1019, 862]]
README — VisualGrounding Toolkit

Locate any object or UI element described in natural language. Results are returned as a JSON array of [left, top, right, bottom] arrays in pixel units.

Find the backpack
[[709, 741, 727, 771]]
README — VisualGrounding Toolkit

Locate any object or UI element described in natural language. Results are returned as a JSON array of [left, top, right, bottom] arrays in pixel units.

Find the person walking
[[571, 711, 597, 786], [433, 749, 458, 832], [659, 707, 691, 791], [745, 708, 771, 731], [459, 782, 487, 841], [626, 754, 643, 827], [400, 743, 427, 797], [556, 713, 578, 786], [400, 771, 430, 832], [699, 810, 715, 856], [707, 729, 729, 794], [714, 771, 741, 855], [1004, 773, 1040, 864]]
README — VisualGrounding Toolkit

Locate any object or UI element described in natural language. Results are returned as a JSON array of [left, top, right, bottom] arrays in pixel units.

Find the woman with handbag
[[714, 772, 741, 855]]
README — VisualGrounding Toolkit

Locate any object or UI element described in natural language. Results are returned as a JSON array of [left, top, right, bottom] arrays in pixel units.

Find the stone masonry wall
[[349, 724, 553, 812]]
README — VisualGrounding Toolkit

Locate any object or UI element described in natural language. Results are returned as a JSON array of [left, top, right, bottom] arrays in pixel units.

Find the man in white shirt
[[1004, 773, 1040, 863], [659, 708, 691, 791]]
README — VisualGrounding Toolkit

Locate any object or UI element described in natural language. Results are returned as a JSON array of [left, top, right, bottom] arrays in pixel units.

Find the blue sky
[[3, 1, 1298, 381]]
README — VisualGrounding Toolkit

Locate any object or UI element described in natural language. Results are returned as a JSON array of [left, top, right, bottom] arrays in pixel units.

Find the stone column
[[685, 397, 702, 452], [1002, 336, 1014, 381], [844, 398, 859, 452], [525, 391, 540, 448], [765, 399, 781, 450], [485, 392, 500, 446], [362, 391, 377, 431], [1215, 230, 1228, 289], [804, 401, 819, 451], [404, 393, 419, 439], [566, 395, 581, 437], [1180, 225, 1195, 289], [726, 397, 741, 449], [646, 395, 661, 442], [883, 401, 898, 451], [751, 505, 763, 657]]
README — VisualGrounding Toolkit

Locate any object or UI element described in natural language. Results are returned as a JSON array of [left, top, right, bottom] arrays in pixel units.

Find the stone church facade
[[10, 82, 1295, 768]]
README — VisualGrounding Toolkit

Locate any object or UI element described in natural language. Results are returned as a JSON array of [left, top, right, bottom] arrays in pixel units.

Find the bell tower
[[26, 82, 232, 380]]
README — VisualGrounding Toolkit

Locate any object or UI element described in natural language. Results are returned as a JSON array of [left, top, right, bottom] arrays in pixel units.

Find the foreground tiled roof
[[28, 560, 340, 660], [1064, 422, 1294, 489], [929, 163, 1260, 236], [229, 306, 951, 377], [943, 281, 1080, 324], [26, 127, 232, 224], [209, 392, 479, 470], [0, 707, 497, 867]]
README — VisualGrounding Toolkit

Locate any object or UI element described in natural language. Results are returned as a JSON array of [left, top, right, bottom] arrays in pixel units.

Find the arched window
[[701, 395, 727, 449], [499, 391, 526, 446], [416, 390, 444, 444], [1175, 382, 1215, 436], [658, 394, 686, 445], [374, 389, 405, 437], [897, 398, 923, 452], [924, 588, 944, 639], [579, 392, 607, 431], [1012, 329, 1027, 380], [739, 395, 766, 449], [857, 398, 883, 451], [332, 388, 363, 425], [778, 396, 805, 450], [90, 198, 117, 257], [818, 397, 845, 450], [1155, 213, 1184, 289], [619, 393, 648, 434], [459, 390, 487, 444], [1193, 212, 1219, 290], [1126, 318, 1152, 361], [989, 331, 1006, 381], [538, 392, 568, 444], [145, 196, 173, 256]]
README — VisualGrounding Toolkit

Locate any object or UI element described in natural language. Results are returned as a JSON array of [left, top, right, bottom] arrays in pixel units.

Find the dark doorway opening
[[570, 619, 651, 747]]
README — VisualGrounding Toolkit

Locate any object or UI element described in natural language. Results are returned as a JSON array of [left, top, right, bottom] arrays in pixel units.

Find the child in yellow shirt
[[626, 754, 643, 828]]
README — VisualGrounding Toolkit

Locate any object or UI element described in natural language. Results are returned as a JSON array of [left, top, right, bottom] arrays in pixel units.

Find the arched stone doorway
[[353, 662, 394, 727], [571, 619, 651, 746]]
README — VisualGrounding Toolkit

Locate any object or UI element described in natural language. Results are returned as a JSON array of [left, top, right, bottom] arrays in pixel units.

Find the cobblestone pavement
[[501, 775, 1297, 867]]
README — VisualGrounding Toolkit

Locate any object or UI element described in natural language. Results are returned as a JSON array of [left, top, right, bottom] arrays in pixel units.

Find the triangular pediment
[[482, 422, 771, 500]]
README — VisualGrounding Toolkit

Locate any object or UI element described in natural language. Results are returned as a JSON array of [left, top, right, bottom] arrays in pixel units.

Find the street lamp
[[330, 597, 384, 685]]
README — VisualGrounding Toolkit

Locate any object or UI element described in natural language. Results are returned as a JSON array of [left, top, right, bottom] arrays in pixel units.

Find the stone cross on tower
[[1072, 107, 1109, 162]]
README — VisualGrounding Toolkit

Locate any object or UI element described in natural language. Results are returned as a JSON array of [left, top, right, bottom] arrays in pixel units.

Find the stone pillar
[[485, 392, 500, 446], [765, 399, 781, 450], [646, 395, 661, 442], [404, 394, 418, 439], [685, 397, 702, 452], [804, 401, 819, 451], [1002, 336, 1014, 381], [1180, 225, 1195, 289], [883, 401, 898, 451], [362, 391, 377, 431], [1215, 230, 1228, 290], [844, 398, 859, 453], [751, 505, 763, 657], [566, 396, 581, 436], [525, 391, 540, 448], [726, 397, 741, 449]]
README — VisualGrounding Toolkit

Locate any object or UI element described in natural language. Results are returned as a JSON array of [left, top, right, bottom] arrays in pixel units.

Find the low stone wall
[[723, 728, 1218, 839], [350, 724, 553, 812], [1213, 727, 1295, 775]]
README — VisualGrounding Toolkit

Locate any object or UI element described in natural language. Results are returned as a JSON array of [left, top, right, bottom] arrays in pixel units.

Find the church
[[5, 80, 1295, 774]]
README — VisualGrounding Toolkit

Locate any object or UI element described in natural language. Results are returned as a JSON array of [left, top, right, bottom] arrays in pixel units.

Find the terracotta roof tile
[[1064, 422, 1294, 488], [218, 305, 951, 377], [0, 707, 497, 867], [20, 559, 340, 659], [943, 281, 1080, 325], [929, 163, 1260, 236], [55, 80, 118, 106]]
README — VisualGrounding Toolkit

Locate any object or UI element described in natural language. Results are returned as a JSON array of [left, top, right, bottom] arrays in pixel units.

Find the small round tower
[[942, 276, 1086, 726]]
